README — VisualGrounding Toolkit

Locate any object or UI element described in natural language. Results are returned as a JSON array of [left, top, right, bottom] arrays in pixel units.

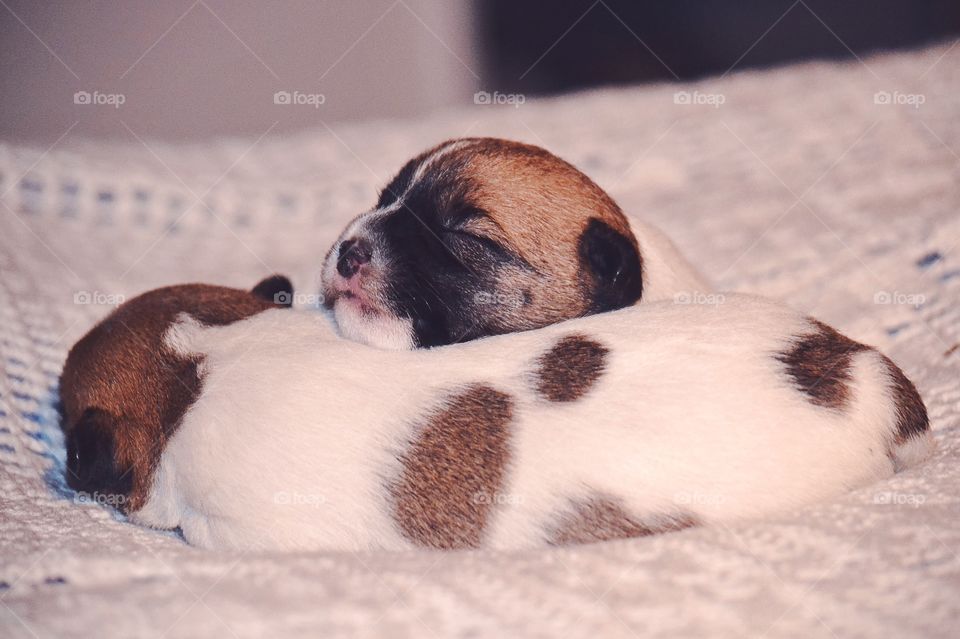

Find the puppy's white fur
[[627, 217, 711, 301], [133, 295, 932, 551]]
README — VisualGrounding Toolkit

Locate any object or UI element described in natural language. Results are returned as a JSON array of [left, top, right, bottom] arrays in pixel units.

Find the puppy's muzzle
[[336, 238, 373, 278]]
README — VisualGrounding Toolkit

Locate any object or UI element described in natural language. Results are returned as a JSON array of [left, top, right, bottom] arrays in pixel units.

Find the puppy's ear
[[578, 218, 643, 312], [65, 408, 133, 507], [251, 274, 294, 307]]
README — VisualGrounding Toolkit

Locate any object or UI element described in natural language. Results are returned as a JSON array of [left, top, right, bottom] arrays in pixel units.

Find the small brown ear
[[578, 218, 643, 312], [251, 274, 294, 307]]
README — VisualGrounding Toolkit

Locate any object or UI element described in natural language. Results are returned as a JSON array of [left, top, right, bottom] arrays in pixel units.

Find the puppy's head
[[321, 138, 642, 349], [59, 276, 292, 513]]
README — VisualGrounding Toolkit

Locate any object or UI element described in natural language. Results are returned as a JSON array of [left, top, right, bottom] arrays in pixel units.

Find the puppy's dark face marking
[[534, 334, 609, 402], [59, 278, 290, 512], [547, 496, 697, 546], [389, 384, 513, 549], [776, 320, 869, 410], [323, 138, 643, 348]]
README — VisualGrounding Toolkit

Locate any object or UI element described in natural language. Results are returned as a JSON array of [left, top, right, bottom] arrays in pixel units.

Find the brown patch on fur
[[878, 354, 929, 444], [389, 385, 513, 549], [534, 334, 609, 402], [777, 320, 870, 409], [59, 281, 285, 512], [429, 138, 642, 325], [548, 496, 697, 546]]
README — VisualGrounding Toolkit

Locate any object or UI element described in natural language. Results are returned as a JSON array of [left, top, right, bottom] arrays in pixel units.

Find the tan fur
[[776, 319, 870, 410], [388, 384, 513, 549], [534, 333, 609, 402], [430, 138, 640, 326]]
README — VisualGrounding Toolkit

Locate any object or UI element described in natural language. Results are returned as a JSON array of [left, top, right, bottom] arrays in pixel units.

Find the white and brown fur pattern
[[320, 137, 710, 349], [129, 294, 931, 551]]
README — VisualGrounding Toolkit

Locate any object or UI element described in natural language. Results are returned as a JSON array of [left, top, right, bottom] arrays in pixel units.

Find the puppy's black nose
[[336, 238, 372, 278]]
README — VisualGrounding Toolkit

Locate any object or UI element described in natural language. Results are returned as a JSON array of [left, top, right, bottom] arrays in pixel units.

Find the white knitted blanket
[[1, 43, 958, 638]]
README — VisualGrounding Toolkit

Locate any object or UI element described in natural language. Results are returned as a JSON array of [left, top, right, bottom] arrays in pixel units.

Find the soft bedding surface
[[1, 43, 958, 638]]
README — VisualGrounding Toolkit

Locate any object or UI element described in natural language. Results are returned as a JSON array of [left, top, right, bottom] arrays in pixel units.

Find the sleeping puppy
[[110, 295, 928, 551], [321, 137, 709, 349], [58, 276, 292, 512]]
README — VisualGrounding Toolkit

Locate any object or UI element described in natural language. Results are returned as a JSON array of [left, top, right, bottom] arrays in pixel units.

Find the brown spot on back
[[389, 385, 513, 549], [535, 334, 609, 402], [776, 319, 870, 409], [879, 354, 929, 444], [59, 281, 287, 512], [548, 496, 697, 546]]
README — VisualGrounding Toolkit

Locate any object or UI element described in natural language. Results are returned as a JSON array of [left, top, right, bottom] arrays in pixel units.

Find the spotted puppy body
[[130, 294, 931, 551], [321, 137, 709, 349]]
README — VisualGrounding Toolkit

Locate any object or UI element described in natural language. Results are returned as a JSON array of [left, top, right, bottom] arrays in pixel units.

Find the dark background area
[[2, 1, 958, 142], [480, 0, 960, 94]]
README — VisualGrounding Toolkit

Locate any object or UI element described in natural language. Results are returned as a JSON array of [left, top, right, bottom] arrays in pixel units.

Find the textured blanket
[[1, 43, 958, 638]]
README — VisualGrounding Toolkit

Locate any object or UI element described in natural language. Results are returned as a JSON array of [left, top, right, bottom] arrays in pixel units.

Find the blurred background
[[2, 0, 959, 144]]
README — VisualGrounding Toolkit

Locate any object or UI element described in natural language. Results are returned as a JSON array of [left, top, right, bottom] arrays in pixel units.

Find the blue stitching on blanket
[[940, 269, 960, 282], [916, 252, 942, 269], [886, 323, 910, 337]]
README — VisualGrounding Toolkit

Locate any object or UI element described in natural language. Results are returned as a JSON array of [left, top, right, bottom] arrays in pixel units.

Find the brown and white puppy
[[138, 294, 931, 551], [57, 282, 933, 551], [321, 138, 709, 349], [58, 275, 292, 512]]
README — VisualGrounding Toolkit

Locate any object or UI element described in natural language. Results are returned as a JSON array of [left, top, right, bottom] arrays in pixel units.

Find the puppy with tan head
[[322, 138, 708, 348]]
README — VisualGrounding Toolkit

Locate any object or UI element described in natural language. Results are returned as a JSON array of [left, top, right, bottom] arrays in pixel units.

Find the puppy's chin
[[332, 298, 414, 350]]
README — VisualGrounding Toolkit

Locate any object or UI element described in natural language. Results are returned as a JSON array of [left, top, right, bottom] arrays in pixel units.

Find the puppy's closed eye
[[440, 207, 494, 232], [439, 209, 521, 264]]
